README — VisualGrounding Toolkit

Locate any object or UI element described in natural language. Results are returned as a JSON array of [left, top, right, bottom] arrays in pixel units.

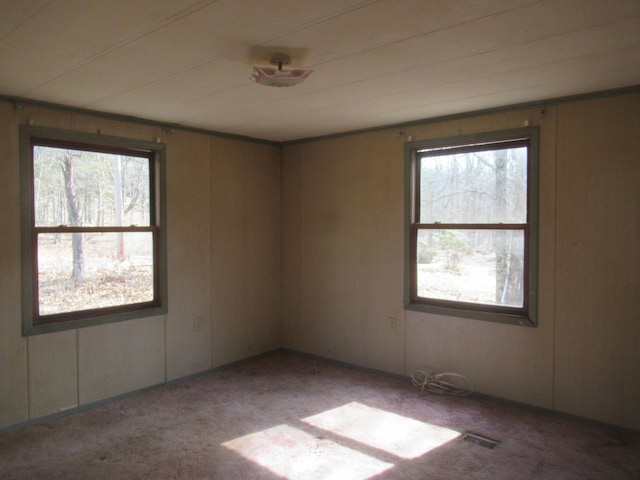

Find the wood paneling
[[28, 331, 77, 419], [282, 132, 406, 374], [2, 91, 639, 431], [210, 138, 281, 366], [165, 129, 212, 380], [283, 107, 557, 405], [69, 113, 161, 141], [555, 94, 640, 429], [0, 101, 29, 428], [78, 316, 165, 405], [402, 108, 557, 409], [0, 99, 283, 429]]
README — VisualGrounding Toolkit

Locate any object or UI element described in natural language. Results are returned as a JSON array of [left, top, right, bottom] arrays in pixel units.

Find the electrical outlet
[[389, 317, 397, 331], [194, 317, 201, 331]]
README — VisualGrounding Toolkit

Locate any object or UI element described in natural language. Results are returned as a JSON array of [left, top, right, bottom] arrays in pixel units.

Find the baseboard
[[0, 348, 281, 435]]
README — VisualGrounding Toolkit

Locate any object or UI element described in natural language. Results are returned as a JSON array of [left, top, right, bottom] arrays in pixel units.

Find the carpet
[[1, 351, 638, 479]]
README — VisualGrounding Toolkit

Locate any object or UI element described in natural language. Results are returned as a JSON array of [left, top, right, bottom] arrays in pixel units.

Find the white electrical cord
[[410, 369, 474, 397]]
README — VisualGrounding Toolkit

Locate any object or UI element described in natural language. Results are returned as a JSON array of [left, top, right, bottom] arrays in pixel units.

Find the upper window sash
[[414, 139, 530, 225], [32, 141, 154, 228]]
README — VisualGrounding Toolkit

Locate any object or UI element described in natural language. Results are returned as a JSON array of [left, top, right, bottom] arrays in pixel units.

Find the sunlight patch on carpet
[[222, 424, 393, 480], [302, 401, 460, 459]]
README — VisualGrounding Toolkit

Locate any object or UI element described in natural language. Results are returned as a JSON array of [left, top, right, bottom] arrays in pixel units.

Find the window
[[404, 127, 538, 326], [20, 126, 167, 335]]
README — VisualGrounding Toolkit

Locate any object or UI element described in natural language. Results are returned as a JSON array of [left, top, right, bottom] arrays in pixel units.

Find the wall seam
[[208, 132, 214, 368], [551, 105, 560, 412], [76, 329, 80, 408], [25, 338, 31, 421], [278, 144, 285, 348]]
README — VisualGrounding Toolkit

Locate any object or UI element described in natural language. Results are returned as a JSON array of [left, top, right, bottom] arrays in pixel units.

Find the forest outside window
[[20, 126, 167, 335], [404, 127, 538, 326]]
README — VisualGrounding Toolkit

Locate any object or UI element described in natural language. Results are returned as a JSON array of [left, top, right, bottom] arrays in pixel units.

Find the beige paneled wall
[[28, 330, 77, 419], [78, 317, 165, 405], [1, 91, 638, 431], [282, 92, 640, 429], [282, 108, 556, 402], [0, 99, 282, 429], [402, 107, 557, 410], [282, 132, 406, 373], [210, 137, 282, 367], [165, 129, 212, 381], [0, 101, 29, 427], [554, 94, 640, 429]]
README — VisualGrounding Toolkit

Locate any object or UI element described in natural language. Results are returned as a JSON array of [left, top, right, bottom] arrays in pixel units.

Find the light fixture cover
[[251, 66, 313, 87]]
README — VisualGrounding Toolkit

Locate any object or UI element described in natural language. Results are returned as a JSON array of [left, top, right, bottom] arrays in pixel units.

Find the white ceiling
[[2, 0, 640, 142]]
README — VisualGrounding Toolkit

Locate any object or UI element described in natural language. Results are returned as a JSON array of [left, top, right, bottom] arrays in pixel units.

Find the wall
[[0, 100, 282, 429], [282, 91, 640, 430], [210, 137, 282, 365], [554, 94, 640, 429], [1, 90, 637, 432]]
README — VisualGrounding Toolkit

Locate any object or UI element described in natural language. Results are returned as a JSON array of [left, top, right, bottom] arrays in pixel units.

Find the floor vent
[[462, 432, 500, 449]]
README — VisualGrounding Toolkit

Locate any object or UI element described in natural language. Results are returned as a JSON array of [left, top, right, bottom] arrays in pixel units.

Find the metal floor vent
[[462, 432, 500, 449]]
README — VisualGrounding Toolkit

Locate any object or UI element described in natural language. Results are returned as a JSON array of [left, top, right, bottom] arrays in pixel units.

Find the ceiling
[[2, 0, 640, 142]]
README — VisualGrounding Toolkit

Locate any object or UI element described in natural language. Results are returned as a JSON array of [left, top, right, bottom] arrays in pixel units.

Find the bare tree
[[60, 151, 84, 282], [493, 151, 508, 303], [113, 155, 126, 261]]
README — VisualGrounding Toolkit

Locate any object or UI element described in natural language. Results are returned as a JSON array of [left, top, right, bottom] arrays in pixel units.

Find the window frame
[[403, 127, 539, 327], [20, 125, 168, 336]]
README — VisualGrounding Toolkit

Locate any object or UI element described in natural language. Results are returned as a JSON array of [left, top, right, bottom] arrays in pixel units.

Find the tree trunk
[[61, 152, 84, 282], [494, 151, 507, 304], [113, 155, 125, 261]]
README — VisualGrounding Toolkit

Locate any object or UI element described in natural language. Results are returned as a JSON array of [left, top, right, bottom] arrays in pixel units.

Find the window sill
[[404, 301, 536, 327], [23, 305, 167, 336]]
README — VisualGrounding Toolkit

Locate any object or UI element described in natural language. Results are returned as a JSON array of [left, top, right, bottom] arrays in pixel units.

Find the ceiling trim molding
[[0, 94, 280, 147], [282, 84, 640, 146], [3, 84, 639, 147]]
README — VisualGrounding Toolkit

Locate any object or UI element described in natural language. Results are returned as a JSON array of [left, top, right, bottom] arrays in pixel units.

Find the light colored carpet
[[1, 351, 638, 479]]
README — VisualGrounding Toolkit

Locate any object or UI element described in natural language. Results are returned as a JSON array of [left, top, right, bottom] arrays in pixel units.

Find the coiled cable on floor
[[410, 369, 474, 397]]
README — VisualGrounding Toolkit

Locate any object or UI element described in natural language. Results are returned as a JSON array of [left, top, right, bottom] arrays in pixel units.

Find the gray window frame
[[404, 127, 539, 327], [20, 125, 168, 336]]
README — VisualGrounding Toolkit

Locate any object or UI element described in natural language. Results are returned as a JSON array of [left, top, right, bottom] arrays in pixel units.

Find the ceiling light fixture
[[251, 53, 313, 87]]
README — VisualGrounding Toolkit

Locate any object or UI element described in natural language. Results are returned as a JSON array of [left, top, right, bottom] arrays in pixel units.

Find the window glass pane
[[419, 146, 527, 224], [38, 232, 154, 315], [33, 146, 150, 227], [416, 229, 524, 307]]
